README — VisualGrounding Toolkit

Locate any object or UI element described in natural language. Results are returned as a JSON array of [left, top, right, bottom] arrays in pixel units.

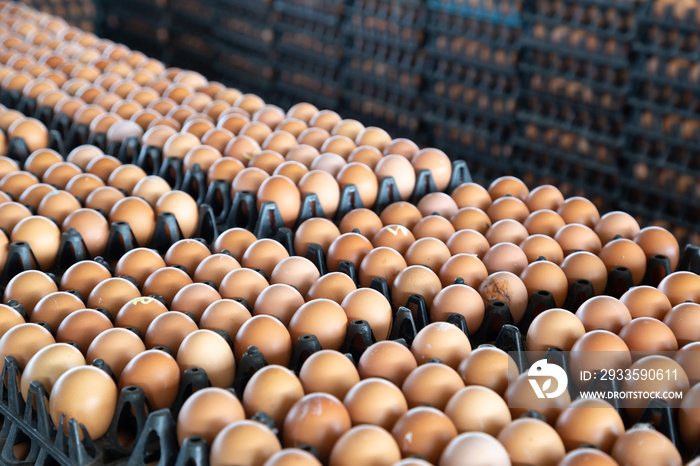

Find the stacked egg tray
[[618, 0, 700, 248], [94, 0, 169, 63], [340, 0, 428, 142], [421, 0, 522, 186], [513, 0, 639, 213], [0, 2, 700, 465], [271, 0, 347, 111], [213, 0, 277, 102], [163, 0, 218, 79], [20, 0, 96, 32]]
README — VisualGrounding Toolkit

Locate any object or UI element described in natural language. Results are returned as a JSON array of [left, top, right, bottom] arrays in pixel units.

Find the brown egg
[[252, 284, 303, 327], [86, 155, 122, 182], [444, 386, 511, 437], [142, 267, 193, 306], [289, 299, 348, 350], [356, 247, 406, 289], [520, 234, 565, 265], [405, 237, 451, 274], [218, 267, 269, 305], [232, 167, 270, 196], [391, 407, 458, 464], [451, 207, 492, 234], [86, 327, 145, 379], [487, 196, 530, 224], [575, 296, 631, 333], [294, 218, 341, 257], [634, 226, 680, 272], [392, 265, 442, 308], [209, 420, 282, 466], [437, 254, 486, 289], [524, 209, 567, 237], [268, 256, 318, 296], [65, 173, 105, 202], [310, 110, 342, 133], [450, 183, 492, 211], [488, 176, 529, 201], [114, 295, 167, 335], [241, 238, 291, 277], [306, 272, 356, 303], [283, 393, 351, 462], [620, 317, 678, 352], [242, 365, 304, 428], [264, 449, 322, 466], [598, 238, 647, 285], [213, 227, 257, 261], [485, 219, 528, 246], [286, 144, 319, 167], [658, 271, 700, 306], [527, 307, 585, 359], [339, 288, 391, 340], [0, 322, 55, 369], [177, 329, 236, 387], [343, 378, 408, 430], [620, 285, 672, 320], [250, 149, 285, 175], [8, 117, 49, 152], [664, 302, 700, 346], [113, 248, 164, 288], [412, 215, 455, 243], [374, 154, 416, 200], [0, 303, 26, 339], [109, 196, 155, 247], [554, 398, 624, 452], [49, 366, 117, 441], [446, 229, 490, 259], [417, 193, 459, 219], [20, 342, 85, 401], [17, 183, 55, 209], [358, 340, 417, 385], [555, 223, 602, 255], [482, 242, 529, 275], [208, 157, 245, 183], [58, 259, 110, 299], [411, 322, 472, 370], [498, 418, 566, 466], [0, 201, 32, 233], [155, 190, 199, 239], [300, 350, 360, 399], [275, 160, 309, 183], [11, 215, 61, 271], [337, 162, 378, 209], [679, 383, 700, 452], [332, 119, 364, 140], [412, 148, 452, 192], [560, 251, 608, 296], [431, 284, 485, 334], [595, 211, 641, 245], [24, 148, 62, 177], [176, 387, 245, 446], [37, 190, 81, 225], [320, 135, 357, 160], [0, 171, 40, 201], [145, 312, 198, 352], [326, 232, 373, 273], [611, 425, 682, 466], [383, 137, 419, 159], [558, 197, 600, 228], [30, 290, 84, 330], [520, 261, 569, 306], [234, 314, 293, 367], [329, 425, 401, 466], [3, 269, 58, 316], [347, 145, 383, 169], [164, 240, 210, 277], [569, 330, 632, 388], [198, 299, 249, 342], [62, 208, 109, 257], [526, 184, 564, 211], [256, 175, 301, 228], [559, 448, 618, 466], [478, 271, 529, 323], [506, 370, 571, 424], [201, 128, 234, 152], [372, 224, 416, 255]]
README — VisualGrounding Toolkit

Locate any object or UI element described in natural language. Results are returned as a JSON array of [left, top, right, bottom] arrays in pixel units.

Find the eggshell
[[372, 224, 416, 255], [177, 329, 236, 388], [412, 148, 451, 191], [458, 346, 518, 396], [526, 308, 586, 356], [405, 237, 451, 274], [253, 284, 303, 327], [20, 343, 85, 400], [340, 288, 392, 341], [555, 223, 602, 255], [31, 291, 85, 329], [431, 284, 485, 334], [446, 229, 490, 258], [300, 350, 360, 399], [359, 246, 407, 288], [49, 366, 117, 440], [289, 299, 348, 350], [478, 271, 528, 323], [444, 386, 511, 437], [343, 378, 408, 430], [412, 215, 455, 243], [0, 304, 26, 339], [658, 271, 700, 306], [56, 309, 113, 354], [283, 393, 351, 462], [87, 277, 141, 316], [498, 418, 565, 466], [611, 426, 682, 466], [391, 407, 457, 464], [0, 323, 56, 368], [109, 196, 155, 247], [213, 227, 257, 261], [114, 248, 166, 288], [524, 209, 567, 236], [634, 226, 680, 272], [270, 257, 319, 296], [219, 268, 270, 305], [620, 286, 672, 320], [60, 260, 111, 299], [210, 420, 282, 466], [294, 218, 341, 256], [560, 251, 609, 296], [242, 239, 290, 278], [402, 362, 465, 410], [554, 398, 625, 452], [4, 270, 58, 314], [558, 449, 618, 466], [176, 387, 245, 445], [156, 190, 199, 238], [451, 183, 492, 211], [575, 296, 631, 333], [438, 254, 488, 288], [595, 211, 640, 245], [62, 208, 109, 257], [357, 340, 417, 386], [329, 425, 401, 466], [598, 238, 647, 285], [664, 302, 700, 347], [326, 233, 373, 273], [234, 315, 292, 366], [488, 176, 529, 201], [392, 265, 442, 308], [374, 154, 416, 200], [86, 327, 145, 378], [520, 260, 569, 307], [242, 365, 304, 428], [11, 215, 61, 270], [306, 272, 356, 303], [379, 202, 422, 229], [526, 184, 564, 211], [144, 312, 198, 353], [115, 296, 168, 336]]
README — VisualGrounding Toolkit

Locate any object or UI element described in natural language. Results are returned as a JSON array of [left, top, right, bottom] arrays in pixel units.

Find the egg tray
[[214, 0, 276, 56], [628, 66, 700, 118], [512, 137, 623, 213], [168, 0, 217, 29], [22, 0, 98, 28], [98, 18, 170, 63], [272, 0, 347, 47], [521, 0, 639, 41], [274, 77, 343, 114], [427, 0, 522, 28], [517, 91, 628, 146], [273, 0, 347, 20], [94, 0, 165, 22], [216, 48, 277, 100], [635, 1, 700, 60], [424, 28, 521, 67], [342, 1, 428, 51]]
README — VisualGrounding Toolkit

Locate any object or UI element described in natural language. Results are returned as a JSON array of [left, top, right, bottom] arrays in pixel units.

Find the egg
[[194, 253, 241, 286], [62, 208, 109, 257], [391, 407, 457, 464], [443, 386, 511, 437], [49, 366, 118, 440], [658, 271, 700, 306], [336, 162, 378, 209], [176, 387, 245, 446], [59, 260, 111, 300], [283, 393, 352, 462], [438, 254, 488, 288], [115, 296, 168, 335], [343, 378, 407, 430], [558, 449, 618, 466], [392, 264, 442, 308], [451, 208, 492, 234], [144, 312, 198, 353], [526, 184, 564, 211], [357, 340, 417, 386], [498, 418, 566, 466], [31, 291, 85, 329], [242, 364, 304, 427], [264, 449, 322, 466], [219, 267, 270, 305], [611, 426, 682, 466], [446, 229, 490, 258], [328, 425, 401, 466], [11, 215, 61, 270], [412, 148, 452, 192], [488, 176, 529, 201], [569, 330, 632, 388], [595, 211, 641, 245], [234, 315, 293, 366], [300, 350, 360, 399], [320, 135, 357, 159], [527, 308, 585, 356], [56, 309, 114, 353], [524, 209, 567, 236], [109, 196, 156, 247], [37, 190, 82, 226], [560, 251, 609, 296], [402, 362, 465, 409], [555, 224, 602, 255], [487, 196, 530, 223], [451, 183, 492, 211], [520, 260, 569, 306], [86, 327, 145, 379], [210, 420, 282, 466], [598, 238, 647, 285], [374, 154, 416, 200], [289, 299, 347, 350], [155, 190, 199, 238], [405, 237, 452, 273], [20, 343, 85, 400], [664, 302, 700, 347], [213, 227, 257, 261], [372, 224, 416, 255], [177, 329, 236, 388], [380, 201, 422, 229], [347, 145, 382, 169]]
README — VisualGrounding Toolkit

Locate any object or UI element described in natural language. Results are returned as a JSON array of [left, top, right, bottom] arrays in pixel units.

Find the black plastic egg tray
[[635, 0, 700, 60], [214, 0, 276, 56], [629, 59, 700, 116], [217, 46, 277, 102], [21, 0, 98, 31], [427, 0, 522, 28], [343, 0, 427, 50]]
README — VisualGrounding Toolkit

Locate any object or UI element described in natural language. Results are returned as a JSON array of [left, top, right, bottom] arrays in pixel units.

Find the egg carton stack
[[164, 0, 218, 78], [618, 0, 700, 247], [340, 0, 428, 142], [421, 0, 522, 185], [96, 0, 169, 62], [22, 0, 96, 31], [271, 0, 347, 110], [513, 0, 639, 212], [214, 0, 277, 101]]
